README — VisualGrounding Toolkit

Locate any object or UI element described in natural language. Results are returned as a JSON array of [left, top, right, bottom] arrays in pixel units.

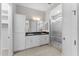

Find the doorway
[[13, 3, 62, 56]]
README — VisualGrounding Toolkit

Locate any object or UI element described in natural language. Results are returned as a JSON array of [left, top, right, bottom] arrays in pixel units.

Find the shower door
[[49, 4, 62, 50]]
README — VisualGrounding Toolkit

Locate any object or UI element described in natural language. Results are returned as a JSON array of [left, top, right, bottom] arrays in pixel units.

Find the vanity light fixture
[[36, 18, 40, 21], [33, 17, 40, 21]]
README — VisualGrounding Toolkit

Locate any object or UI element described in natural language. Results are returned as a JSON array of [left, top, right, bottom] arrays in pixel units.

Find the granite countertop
[[25, 32, 49, 36]]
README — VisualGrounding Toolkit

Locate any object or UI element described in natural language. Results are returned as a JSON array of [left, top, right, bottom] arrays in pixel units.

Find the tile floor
[[14, 45, 62, 56]]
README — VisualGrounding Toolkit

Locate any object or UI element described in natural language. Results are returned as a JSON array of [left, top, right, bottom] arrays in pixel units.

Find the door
[[1, 3, 14, 56], [62, 3, 77, 56], [0, 3, 1, 55], [14, 14, 26, 51]]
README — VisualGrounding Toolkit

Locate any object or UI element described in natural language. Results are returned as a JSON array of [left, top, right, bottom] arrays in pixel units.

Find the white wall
[[62, 3, 78, 56], [16, 5, 45, 21]]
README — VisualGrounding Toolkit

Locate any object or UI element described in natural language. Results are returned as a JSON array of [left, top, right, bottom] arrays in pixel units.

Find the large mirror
[[25, 16, 48, 32]]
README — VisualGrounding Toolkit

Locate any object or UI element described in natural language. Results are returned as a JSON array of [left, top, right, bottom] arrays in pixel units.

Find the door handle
[[74, 40, 76, 45], [8, 36, 10, 39], [72, 10, 76, 15], [63, 37, 65, 40]]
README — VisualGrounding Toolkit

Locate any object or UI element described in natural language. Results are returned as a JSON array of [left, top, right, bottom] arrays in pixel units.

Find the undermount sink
[[41, 33, 46, 34], [27, 34, 34, 36], [25, 32, 49, 36]]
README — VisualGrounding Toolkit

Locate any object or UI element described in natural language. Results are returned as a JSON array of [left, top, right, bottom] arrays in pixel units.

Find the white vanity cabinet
[[39, 35, 49, 45], [45, 35, 49, 44], [25, 35, 49, 49], [30, 36, 39, 48], [25, 36, 40, 49]]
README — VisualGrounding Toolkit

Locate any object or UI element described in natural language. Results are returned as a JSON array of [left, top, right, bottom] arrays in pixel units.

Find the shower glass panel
[[50, 4, 62, 50]]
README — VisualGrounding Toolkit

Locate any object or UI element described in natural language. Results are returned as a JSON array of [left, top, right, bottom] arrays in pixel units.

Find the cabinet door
[[33, 36, 40, 47], [39, 35, 49, 45], [26, 36, 40, 48], [44, 35, 49, 44], [39, 35, 45, 45], [30, 36, 37, 48], [14, 14, 26, 51], [25, 37, 30, 49], [14, 33, 25, 51], [14, 14, 26, 32], [29, 36, 33, 48]]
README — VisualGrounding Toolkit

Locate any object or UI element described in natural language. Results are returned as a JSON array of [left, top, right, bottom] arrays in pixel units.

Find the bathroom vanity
[[25, 32, 49, 49], [14, 32, 49, 52]]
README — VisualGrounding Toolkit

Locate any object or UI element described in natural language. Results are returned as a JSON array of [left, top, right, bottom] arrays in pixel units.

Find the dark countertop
[[25, 32, 49, 36]]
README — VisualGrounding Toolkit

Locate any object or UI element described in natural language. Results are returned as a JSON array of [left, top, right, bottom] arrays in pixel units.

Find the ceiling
[[16, 3, 59, 12]]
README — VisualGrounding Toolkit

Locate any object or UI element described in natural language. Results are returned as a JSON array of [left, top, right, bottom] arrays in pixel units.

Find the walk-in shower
[[49, 4, 62, 50]]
